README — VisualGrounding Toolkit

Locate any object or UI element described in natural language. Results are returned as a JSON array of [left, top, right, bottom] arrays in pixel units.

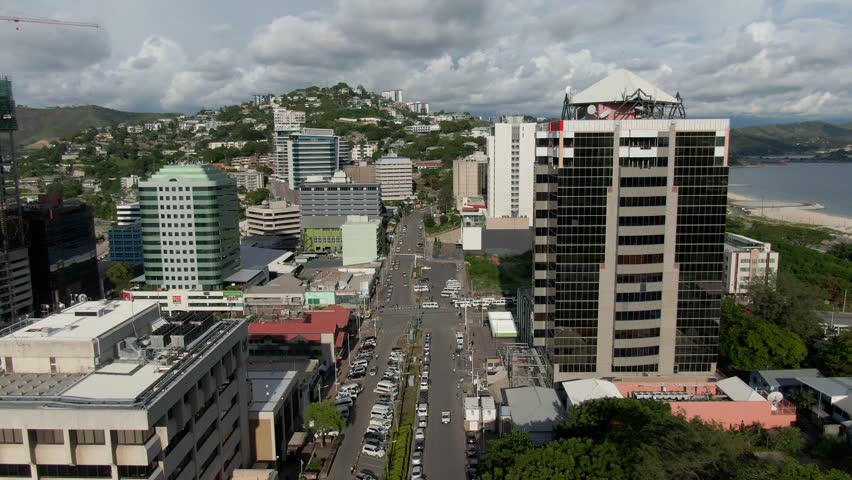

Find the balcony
[[0, 444, 29, 464], [115, 435, 162, 467]]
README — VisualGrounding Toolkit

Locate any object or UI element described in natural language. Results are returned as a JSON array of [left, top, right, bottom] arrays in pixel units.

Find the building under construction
[[0, 77, 33, 324]]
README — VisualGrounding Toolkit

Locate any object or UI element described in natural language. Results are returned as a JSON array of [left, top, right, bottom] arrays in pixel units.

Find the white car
[[411, 450, 423, 466], [362, 443, 386, 458], [442, 411, 451, 424], [411, 465, 424, 479], [420, 380, 429, 391], [414, 427, 425, 441]]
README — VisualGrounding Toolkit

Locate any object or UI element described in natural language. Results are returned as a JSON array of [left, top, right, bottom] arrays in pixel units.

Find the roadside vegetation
[[478, 398, 852, 480], [464, 252, 533, 293]]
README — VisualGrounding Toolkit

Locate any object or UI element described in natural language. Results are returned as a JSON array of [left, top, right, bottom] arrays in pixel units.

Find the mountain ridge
[[15, 105, 178, 149]]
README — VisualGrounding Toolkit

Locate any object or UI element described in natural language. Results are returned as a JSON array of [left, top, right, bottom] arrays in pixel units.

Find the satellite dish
[[78, 294, 89, 303], [587, 105, 597, 116], [564, 85, 572, 95], [767, 391, 784, 405]]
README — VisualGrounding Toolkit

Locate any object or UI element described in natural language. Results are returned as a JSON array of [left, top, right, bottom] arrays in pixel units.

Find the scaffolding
[[562, 88, 686, 121], [498, 342, 553, 389]]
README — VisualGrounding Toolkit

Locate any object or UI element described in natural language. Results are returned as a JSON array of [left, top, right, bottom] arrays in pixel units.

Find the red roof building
[[248, 306, 352, 366]]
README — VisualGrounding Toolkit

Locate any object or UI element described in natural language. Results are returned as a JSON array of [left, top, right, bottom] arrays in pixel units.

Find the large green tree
[[746, 273, 823, 339], [479, 436, 626, 480], [304, 400, 346, 446], [106, 262, 134, 293], [819, 331, 852, 376], [719, 298, 808, 370]]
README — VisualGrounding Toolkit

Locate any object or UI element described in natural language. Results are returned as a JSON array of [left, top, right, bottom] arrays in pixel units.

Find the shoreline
[[728, 192, 852, 235]]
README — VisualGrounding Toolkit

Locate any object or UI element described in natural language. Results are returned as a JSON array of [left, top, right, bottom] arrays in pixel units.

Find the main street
[[417, 260, 468, 480], [329, 210, 425, 479]]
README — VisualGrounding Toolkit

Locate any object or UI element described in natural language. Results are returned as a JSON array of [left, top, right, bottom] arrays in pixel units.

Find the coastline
[[728, 192, 852, 234]]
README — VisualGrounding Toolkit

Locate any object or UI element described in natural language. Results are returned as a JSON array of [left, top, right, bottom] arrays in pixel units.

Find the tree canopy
[[819, 331, 852, 376], [719, 297, 808, 370], [746, 273, 824, 340], [303, 400, 346, 446], [480, 398, 852, 480], [106, 262, 134, 293]]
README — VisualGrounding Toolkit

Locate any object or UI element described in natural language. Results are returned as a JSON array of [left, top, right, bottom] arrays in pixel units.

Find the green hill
[[730, 121, 852, 156], [14, 105, 177, 149]]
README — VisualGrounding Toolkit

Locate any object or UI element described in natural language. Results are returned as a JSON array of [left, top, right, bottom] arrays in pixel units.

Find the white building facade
[[116, 203, 142, 226], [375, 157, 414, 201], [487, 118, 536, 226], [723, 233, 779, 299]]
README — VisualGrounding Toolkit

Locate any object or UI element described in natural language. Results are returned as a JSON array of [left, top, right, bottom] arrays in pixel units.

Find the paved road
[[419, 260, 468, 480], [329, 211, 424, 479]]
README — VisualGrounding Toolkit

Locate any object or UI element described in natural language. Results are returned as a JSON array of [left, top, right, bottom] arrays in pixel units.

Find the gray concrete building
[[297, 172, 382, 217], [0, 300, 251, 480]]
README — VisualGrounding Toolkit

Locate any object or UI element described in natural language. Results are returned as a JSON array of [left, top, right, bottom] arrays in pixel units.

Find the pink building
[[615, 377, 796, 429]]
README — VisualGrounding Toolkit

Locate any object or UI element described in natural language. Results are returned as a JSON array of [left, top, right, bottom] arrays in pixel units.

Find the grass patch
[[465, 252, 533, 294]]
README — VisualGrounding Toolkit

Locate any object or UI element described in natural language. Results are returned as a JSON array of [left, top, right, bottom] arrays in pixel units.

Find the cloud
[[6, 0, 852, 121], [0, 22, 109, 73]]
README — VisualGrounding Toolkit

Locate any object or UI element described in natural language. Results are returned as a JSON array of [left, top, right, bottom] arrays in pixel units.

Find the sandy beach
[[728, 192, 852, 234]]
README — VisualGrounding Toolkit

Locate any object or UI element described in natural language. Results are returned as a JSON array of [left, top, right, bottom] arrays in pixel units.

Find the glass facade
[[673, 132, 728, 373], [108, 224, 143, 263], [535, 121, 728, 379]]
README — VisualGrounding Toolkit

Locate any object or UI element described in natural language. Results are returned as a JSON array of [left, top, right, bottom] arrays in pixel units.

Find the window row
[[620, 176, 667, 188], [616, 291, 663, 303], [613, 345, 660, 358]]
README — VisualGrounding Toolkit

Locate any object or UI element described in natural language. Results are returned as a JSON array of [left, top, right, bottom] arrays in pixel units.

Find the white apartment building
[[487, 118, 536, 226], [350, 143, 378, 162], [273, 108, 305, 132], [406, 101, 429, 114], [723, 233, 779, 299], [403, 124, 440, 135], [245, 202, 301, 247], [229, 170, 265, 192], [116, 203, 141, 226], [121, 175, 141, 190], [208, 141, 248, 150], [453, 152, 488, 211], [375, 157, 414, 201], [381, 90, 403, 103], [0, 300, 251, 480]]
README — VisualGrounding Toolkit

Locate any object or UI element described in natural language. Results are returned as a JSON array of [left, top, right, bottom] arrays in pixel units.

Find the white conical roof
[[571, 69, 679, 104]]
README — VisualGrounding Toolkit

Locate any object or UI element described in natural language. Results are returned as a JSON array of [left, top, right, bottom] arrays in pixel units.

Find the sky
[[2, 0, 852, 123]]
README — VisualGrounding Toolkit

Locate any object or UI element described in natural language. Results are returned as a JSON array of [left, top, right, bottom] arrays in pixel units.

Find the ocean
[[728, 162, 852, 218]]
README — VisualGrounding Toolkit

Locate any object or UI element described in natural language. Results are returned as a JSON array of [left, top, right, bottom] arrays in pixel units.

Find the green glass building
[[139, 164, 240, 290]]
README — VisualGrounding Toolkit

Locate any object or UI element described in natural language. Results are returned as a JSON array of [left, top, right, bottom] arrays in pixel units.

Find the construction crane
[[0, 15, 98, 29]]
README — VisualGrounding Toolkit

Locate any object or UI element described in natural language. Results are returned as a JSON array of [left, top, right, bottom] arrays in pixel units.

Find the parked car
[[362, 443, 385, 458], [411, 450, 423, 466], [415, 428, 425, 441]]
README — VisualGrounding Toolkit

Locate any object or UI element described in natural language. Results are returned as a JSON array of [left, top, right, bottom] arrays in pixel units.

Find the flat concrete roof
[[62, 363, 165, 400], [487, 312, 518, 338], [248, 371, 298, 413], [2, 300, 158, 341]]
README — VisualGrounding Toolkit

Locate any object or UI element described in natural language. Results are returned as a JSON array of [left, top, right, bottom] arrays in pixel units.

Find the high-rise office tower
[[375, 156, 414, 201], [272, 108, 305, 182], [287, 129, 340, 189], [487, 117, 536, 226], [23, 195, 101, 314], [533, 69, 729, 381], [139, 164, 240, 291], [0, 77, 32, 323]]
